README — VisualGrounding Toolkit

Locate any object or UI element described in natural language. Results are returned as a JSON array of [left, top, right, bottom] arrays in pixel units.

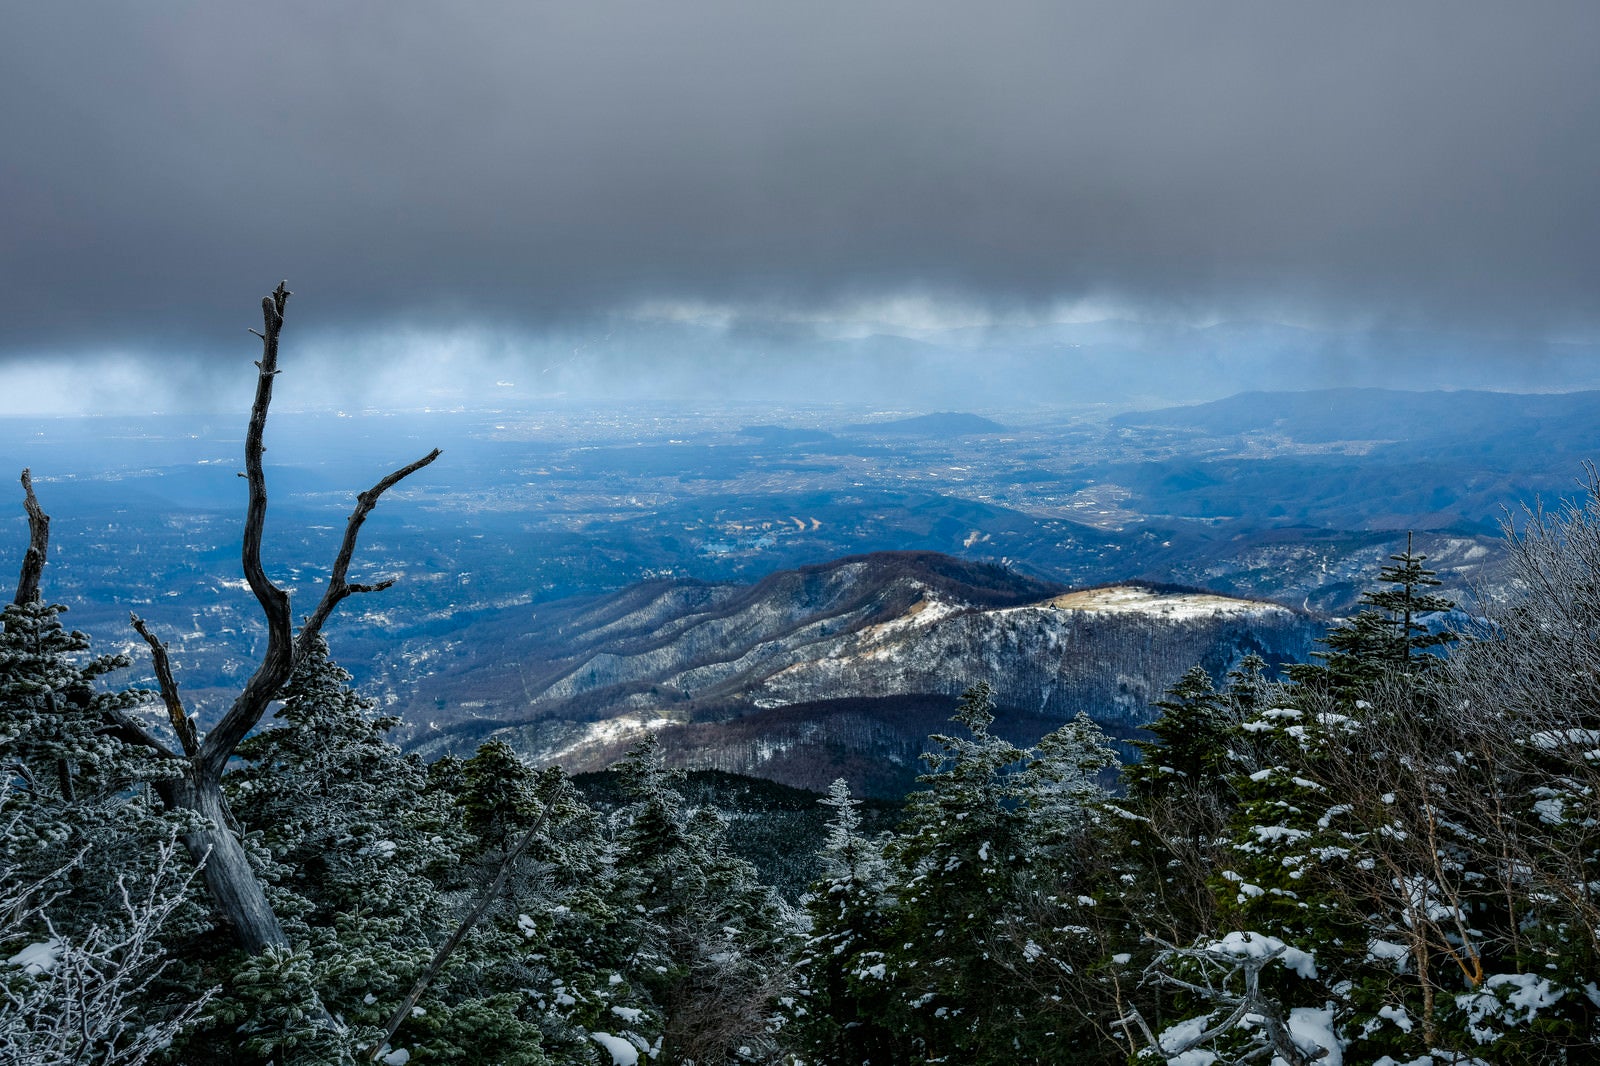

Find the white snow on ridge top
[[862, 593, 964, 639], [1028, 585, 1285, 621], [527, 714, 682, 765]]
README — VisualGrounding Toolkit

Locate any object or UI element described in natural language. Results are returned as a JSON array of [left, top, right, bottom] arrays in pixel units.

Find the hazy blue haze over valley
[[0, 387, 1586, 786]]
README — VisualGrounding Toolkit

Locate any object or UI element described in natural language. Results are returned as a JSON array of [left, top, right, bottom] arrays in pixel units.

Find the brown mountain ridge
[[399, 551, 1320, 796]]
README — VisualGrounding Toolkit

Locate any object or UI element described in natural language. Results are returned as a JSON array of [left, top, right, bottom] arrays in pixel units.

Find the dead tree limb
[[11, 283, 439, 966], [130, 613, 199, 758], [139, 283, 436, 960], [196, 282, 295, 783], [293, 446, 441, 664], [364, 790, 558, 1062], [195, 285, 440, 780], [13, 468, 49, 606], [100, 704, 178, 760]]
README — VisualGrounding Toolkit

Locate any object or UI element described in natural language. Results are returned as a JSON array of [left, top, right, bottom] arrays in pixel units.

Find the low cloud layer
[[4, 2, 1598, 389]]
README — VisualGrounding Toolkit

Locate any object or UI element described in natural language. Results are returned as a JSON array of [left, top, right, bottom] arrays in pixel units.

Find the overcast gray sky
[[3, 2, 1598, 410]]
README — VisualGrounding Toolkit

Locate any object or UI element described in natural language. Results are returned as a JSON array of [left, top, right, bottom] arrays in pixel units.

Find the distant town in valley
[[1, 387, 1581, 748]]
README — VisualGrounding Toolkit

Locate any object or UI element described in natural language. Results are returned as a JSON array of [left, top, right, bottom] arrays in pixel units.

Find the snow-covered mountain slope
[[402, 551, 1320, 795]]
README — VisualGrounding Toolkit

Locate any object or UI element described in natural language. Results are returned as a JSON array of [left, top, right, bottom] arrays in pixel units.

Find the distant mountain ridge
[[1086, 387, 1600, 536], [1114, 387, 1600, 443], [401, 551, 1319, 796], [842, 412, 1006, 436]]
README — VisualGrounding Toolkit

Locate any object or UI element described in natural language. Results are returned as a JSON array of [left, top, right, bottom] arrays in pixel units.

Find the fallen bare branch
[[365, 787, 557, 1062]]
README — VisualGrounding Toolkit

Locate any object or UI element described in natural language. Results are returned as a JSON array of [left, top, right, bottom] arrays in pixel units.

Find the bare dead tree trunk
[[14, 283, 440, 960], [155, 774, 292, 954], [165, 284, 439, 954], [12, 468, 48, 607]]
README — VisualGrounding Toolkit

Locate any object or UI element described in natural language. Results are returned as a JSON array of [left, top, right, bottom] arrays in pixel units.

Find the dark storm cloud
[[3, 1, 1599, 362]]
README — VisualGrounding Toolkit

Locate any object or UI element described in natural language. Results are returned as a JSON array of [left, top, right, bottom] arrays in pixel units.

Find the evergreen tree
[[1123, 665, 1228, 805], [1134, 545, 1505, 1065], [0, 598, 209, 1063], [447, 741, 648, 1066], [792, 779, 898, 1064], [1364, 532, 1457, 666], [606, 734, 795, 1065], [1292, 534, 1456, 697], [0, 601, 186, 903], [1112, 658, 1272, 953], [799, 684, 1119, 1064], [459, 739, 547, 855]]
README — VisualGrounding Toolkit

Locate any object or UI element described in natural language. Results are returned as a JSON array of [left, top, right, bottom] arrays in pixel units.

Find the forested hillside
[[401, 552, 1320, 798], [6, 491, 1600, 1063]]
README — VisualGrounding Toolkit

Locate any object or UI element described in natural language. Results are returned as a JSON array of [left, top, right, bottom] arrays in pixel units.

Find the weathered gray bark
[[13, 469, 48, 607], [15, 282, 440, 959], [155, 775, 291, 954], [165, 284, 439, 953]]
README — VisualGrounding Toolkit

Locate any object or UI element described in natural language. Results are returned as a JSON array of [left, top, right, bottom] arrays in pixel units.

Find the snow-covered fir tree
[[606, 734, 796, 1066], [793, 684, 1119, 1064], [0, 597, 210, 1065]]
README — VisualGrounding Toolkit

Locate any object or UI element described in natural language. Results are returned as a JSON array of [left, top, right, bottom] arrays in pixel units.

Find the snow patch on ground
[[1530, 728, 1600, 750], [1457, 973, 1564, 1043], [1159, 1013, 1219, 1063], [1365, 939, 1409, 967], [1165, 1053, 1218, 1066], [7, 939, 61, 975], [1376, 1004, 1414, 1033], [1285, 1006, 1341, 1066], [590, 1032, 639, 1065], [861, 592, 964, 639], [540, 714, 681, 763]]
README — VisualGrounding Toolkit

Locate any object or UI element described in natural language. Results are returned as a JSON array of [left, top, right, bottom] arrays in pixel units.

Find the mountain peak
[[777, 550, 1062, 611], [404, 551, 1317, 796], [843, 412, 1007, 436]]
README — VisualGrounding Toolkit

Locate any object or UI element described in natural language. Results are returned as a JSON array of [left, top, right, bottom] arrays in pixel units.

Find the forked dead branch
[[12, 282, 440, 957]]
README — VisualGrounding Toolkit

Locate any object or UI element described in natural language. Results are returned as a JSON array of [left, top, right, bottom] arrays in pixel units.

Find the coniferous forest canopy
[[7, 4, 1600, 1064]]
